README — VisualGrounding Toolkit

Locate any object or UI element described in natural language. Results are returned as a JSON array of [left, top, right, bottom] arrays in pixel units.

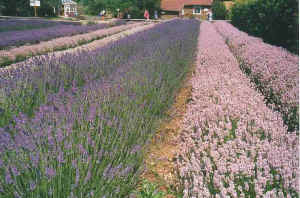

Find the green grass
[[135, 180, 166, 198]]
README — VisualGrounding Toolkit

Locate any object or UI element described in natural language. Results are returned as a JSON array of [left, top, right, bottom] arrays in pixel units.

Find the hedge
[[231, 0, 299, 54]]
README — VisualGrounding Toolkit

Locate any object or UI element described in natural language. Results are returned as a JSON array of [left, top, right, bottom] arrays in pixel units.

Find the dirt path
[[140, 62, 195, 198]]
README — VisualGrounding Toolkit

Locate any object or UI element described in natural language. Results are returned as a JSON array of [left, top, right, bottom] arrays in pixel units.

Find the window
[[193, 6, 201, 15]]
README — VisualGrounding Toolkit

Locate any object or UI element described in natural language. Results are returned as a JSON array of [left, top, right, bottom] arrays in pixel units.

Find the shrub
[[231, 0, 299, 54], [211, 0, 228, 20]]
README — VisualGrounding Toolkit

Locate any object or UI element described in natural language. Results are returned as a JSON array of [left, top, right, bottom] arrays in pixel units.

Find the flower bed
[[0, 19, 200, 197], [0, 22, 141, 67], [214, 21, 299, 132], [176, 21, 299, 198], [0, 18, 75, 32], [0, 19, 126, 49]]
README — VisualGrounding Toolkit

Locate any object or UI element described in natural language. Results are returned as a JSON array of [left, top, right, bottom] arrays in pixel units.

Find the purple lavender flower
[[90, 191, 94, 196], [130, 145, 142, 154], [84, 169, 91, 184], [30, 152, 40, 167], [102, 164, 112, 179], [0, 21, 109, 48], [45, 167, 56, 178], [47, 134, 55, 146], [78, 144, 87, 156], [56, 128, 64, 143], [30, 182, 36, 191], [64, 141, 73, 150], [0, 19, 202, 197], [72, 159, 77, 168], [11, 166, 20, 176], [5, 170, 13, 184], [57, 152, 65, 163], [75, 168, 80, 187]]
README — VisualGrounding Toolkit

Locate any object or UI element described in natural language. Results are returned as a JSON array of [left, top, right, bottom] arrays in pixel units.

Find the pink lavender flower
[[176, 21, 299, 197], [214, 21, 299, 132], [45, 167, 56, 178]]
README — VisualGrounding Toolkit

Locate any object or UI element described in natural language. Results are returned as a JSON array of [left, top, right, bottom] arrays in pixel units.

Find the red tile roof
[[161, 0, 213, 11], [161, 0, 184, 11], [184, 0, 213, 6]]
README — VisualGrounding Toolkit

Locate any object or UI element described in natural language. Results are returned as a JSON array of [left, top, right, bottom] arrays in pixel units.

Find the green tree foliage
[[231, 0, 299, 54], [0, 0, 160, 18], [211, 0, 228, 20], [79, 0, 160, 18], [0, 0, 61, 16]]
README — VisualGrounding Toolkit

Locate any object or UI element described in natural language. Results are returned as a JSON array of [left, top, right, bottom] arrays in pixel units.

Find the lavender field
[[214, 21, 299, 132], [0, 19, 199, 197], [0, 22, 143, 67], [0, 18, 75, 32], [0, 18, 298, 198], [176, 21, 299, 198], [0, 19, 126, 49]]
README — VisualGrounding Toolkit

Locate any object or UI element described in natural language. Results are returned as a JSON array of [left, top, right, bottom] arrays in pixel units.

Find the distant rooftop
[[161, 0, 213, 11]]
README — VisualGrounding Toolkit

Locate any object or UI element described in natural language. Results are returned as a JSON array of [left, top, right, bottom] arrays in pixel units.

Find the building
[[161, 0, 213, 19], [62, 0, 78, 17]]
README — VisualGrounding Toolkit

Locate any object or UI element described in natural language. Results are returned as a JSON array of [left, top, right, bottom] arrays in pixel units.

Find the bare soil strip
[[140, 63, 195, 198]]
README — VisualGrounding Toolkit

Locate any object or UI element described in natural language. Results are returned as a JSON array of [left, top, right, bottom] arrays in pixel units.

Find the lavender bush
[[177, 21, 299, 198], [0, 19, 200, 197], [0, 19, 126, 49], [0, 23, 143, 127], [0, 22, 142, 67], [0, 18, 76, 32], [214, 21, 299, 132]]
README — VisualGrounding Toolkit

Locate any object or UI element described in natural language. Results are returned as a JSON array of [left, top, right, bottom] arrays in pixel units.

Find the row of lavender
[[0, 22, 143, 127], [214, 21, 299, 132], [0, 19, 126, 49], [177, 21, 298, 198], [0, 19, 200, 197], [0, 22, 143, 68], [0, 18, 77, 32]]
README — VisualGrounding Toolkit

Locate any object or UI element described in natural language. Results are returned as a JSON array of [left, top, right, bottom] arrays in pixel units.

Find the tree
[[47, 0, 62, 15], [0, 0, 32, 16], [231, 0, 298, 54], [0, 0, 61, 16], [77, 0, 160, 18], [211, 0, 227, 20]]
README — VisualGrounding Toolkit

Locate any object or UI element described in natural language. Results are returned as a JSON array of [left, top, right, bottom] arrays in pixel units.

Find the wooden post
[[34, 6, 37, 17]]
